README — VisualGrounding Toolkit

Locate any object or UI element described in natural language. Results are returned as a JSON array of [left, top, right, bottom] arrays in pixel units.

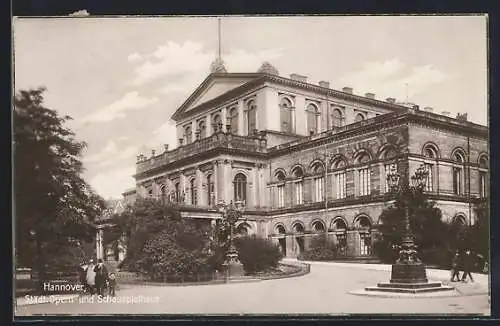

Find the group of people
[[450, 249, 479, 283], [78, 258, 117, 296]]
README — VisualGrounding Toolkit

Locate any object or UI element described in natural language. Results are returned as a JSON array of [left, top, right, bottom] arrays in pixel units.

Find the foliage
[[298, 234, 338, 261], [234, 235, 283, 274], [374, 184, 449, 264], [111, 198, 213, 279], [14, 87, 105, 277]]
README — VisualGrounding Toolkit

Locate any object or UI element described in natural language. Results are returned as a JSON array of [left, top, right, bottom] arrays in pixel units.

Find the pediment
[[172, 73, 262, 120]]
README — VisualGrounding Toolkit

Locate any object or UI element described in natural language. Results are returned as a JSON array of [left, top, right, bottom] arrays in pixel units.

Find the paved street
[[15, 262, 490, 316]]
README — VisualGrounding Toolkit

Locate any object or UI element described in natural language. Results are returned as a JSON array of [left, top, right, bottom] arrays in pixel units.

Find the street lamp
[[386, 163, 427, 274], [365, 163, 453, 293], [216, 200, 246, 279]]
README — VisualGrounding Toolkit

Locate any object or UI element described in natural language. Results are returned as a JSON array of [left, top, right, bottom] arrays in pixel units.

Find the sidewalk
[[283, 258, 489, 295]]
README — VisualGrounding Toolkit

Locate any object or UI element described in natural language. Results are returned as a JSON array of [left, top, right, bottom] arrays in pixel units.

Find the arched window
[[331, 218, 347, 255], [228, 107, 238, 134], [174, 182, 180, 203], [184, 125, 192, 144], [291, 167, 304, 205], [332, 158, 347, 199], [247, 100, 257, 135], [354, 113, 365, 123], [382, 147, 398, 193], [159, 184, 166, 200], [148, 188, 153, 197], [275, 170, 286, 208], [452, 149, 466, 195], [312, 220, 326, 233], [234, 173, 247, 202], [306, 103, 319, 135], [356, 152, 371, 196], [354, 215, 372, 256], [292, 222, 305, 234], [236, 222, 251, 236], [311, 162, 325, 202], [280, 97, 293, 133], [190, 178, 197, 205], [330, 108, 345, 128], [453, 214, 468, 226], [478, 154, 488, 198], [212, 114, 222, 133], [197, 120, 206, 139], [422, 144, 439, 192], [275, 224, 286, 235], [207, 174, 214, 206]]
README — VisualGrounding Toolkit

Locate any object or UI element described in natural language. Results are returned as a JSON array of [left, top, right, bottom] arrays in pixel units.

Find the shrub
[[235, 235, 283, 274], [299, 234, 338, 261]]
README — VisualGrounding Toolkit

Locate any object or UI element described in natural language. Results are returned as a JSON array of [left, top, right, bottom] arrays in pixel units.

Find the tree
[[112, 198, 213, 279], [298, 234, 338, 261], [374, 188, 450, 265], [234, 236, 283, 274], [14, 87, 105, 278]]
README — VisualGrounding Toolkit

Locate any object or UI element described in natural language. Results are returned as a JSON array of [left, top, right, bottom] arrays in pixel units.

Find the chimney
[[423, 107, 433, 112], [163, 144, 169, 152], [441, 111, 451, 117], [290, 73, 307, 83], [342, 86, 353, 94], [365, 93, 375, 99], [319, 81, 330, 88], [386, 97, 396, 103]]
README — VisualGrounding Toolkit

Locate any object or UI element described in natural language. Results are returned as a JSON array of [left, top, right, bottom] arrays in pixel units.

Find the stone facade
[[127, 68, 488, 259]]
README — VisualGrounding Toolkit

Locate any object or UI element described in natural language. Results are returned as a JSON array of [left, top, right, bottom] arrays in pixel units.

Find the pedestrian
[[86, 259, 96, 294], [450, 251, 461, 282], [461, 249, 474, 283], [107, 272, 117, 297], [78, 261, 89, 293], [94, 259, 109, 296]]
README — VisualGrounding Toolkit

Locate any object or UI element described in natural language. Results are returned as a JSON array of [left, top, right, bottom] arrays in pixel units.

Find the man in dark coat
[[94, 259, 109, 296], [450, 251, 461, 282], [461, 250, 475, 282], [78, 261, 89, 293]]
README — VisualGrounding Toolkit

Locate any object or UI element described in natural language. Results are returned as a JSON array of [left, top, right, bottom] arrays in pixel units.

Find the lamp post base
[[365, 262, 454, 294]]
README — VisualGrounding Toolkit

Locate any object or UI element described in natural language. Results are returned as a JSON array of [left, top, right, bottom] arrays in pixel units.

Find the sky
[[13, 15, 488, 200]]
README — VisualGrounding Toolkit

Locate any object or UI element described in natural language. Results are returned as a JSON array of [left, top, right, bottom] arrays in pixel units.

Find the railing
[[137, 132, 267, 174]]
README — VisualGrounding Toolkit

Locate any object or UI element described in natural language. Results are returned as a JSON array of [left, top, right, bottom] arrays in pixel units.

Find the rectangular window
[[479, 171, 487, 198], [358, 168, 371, 196], [314, 177, 324, 202], [335, 172, 346, 199], [424, 163, 433, 192], [295, 181, 303, 205], [453, 167, 462, 195], [277, 184, 285, 208]]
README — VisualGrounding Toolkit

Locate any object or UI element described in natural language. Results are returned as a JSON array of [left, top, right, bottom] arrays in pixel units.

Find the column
[[180, 170, 186, 204], [237, 100, 244, 136], [224, 160, 233, 203], [213, 161, 219, 204], [285, 235, 294, 258], [251, 166, 258, 208], [206, 113, 213, 136], [196, 167, 204, 206], [346, 230, 360, 257], [221, 108, 227, 133], [320, 100, 328, 132]]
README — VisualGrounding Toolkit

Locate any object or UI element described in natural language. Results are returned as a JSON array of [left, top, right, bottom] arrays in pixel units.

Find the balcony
[[136, 132, 267, 174]]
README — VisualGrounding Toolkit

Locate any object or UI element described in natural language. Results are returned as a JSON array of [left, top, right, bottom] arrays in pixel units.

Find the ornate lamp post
[[386, 164, 428, 283], [216, 200, 246, 279], [364, 163, 453, 293]]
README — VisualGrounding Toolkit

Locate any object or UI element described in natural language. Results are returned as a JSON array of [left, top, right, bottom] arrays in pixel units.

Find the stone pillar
[[346, 230, 360, 257], [196, 167, 204, 206], [224, 160, 232, 203], [285, 235, 294, 258], [237, 100, 244, 136], [213, 161, 219, 204], [251, 166, 258, 208], [206, 113, 213, 136], [180, 171, 186, 204], [221, 108, 227, 133]]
